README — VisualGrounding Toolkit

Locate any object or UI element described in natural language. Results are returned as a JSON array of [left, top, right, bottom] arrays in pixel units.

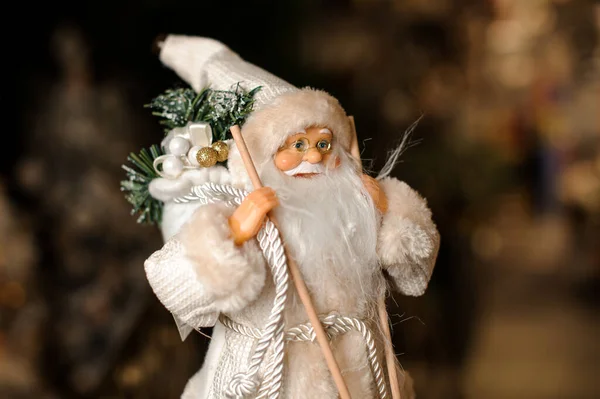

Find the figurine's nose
[[304, 148, 323, 164]]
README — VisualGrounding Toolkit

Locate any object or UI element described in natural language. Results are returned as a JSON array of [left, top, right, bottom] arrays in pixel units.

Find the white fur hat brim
[[240, 88, 353, 168]]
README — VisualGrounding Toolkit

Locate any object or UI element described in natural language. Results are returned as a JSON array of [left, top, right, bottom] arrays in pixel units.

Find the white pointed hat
[[159, 35, 299, 109]]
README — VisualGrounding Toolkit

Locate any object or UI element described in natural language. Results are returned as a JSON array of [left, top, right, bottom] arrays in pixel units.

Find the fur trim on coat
[[178, 202, 267, 313], [377, 177, 440, 296]]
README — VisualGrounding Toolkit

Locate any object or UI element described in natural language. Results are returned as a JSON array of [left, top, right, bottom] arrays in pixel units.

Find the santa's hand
[[361, 174, 389, 214], [229, 187, 279, 246]]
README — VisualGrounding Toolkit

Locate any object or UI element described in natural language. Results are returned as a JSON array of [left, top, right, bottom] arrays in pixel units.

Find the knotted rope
[[220, 313, 389, 399], [174, 182, 387, 399]]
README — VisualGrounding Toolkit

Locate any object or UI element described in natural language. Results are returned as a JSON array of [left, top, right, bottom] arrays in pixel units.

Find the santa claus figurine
[[142, 35, 439, 399]]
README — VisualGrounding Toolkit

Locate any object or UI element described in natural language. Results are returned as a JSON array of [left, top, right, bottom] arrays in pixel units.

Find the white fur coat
[[144, 177, 439, 398]]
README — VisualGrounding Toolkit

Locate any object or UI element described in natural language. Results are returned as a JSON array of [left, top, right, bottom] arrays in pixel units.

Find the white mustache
[[283, 161, 326, 176]]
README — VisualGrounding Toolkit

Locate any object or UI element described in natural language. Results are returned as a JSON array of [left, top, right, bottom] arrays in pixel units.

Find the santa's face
[[274, 126, 340, 178]]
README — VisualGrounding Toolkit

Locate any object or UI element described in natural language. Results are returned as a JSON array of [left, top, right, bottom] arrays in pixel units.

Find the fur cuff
[[178, 203, 267, 312], [377, 178, 440, 296]]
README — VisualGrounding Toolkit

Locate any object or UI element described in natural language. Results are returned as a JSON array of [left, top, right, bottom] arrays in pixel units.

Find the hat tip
[[152, 33, 168, 55]]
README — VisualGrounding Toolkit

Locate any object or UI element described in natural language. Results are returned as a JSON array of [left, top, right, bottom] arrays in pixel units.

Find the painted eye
[[316, 139, 331, 153], [292, 139, 308, 152]]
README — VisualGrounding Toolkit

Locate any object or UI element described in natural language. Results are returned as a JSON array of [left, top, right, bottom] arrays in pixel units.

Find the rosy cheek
[[274, 152, 301, 171]]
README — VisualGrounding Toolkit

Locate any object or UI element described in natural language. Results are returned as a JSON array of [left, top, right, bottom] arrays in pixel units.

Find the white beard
[[260, 151, 382, 316]]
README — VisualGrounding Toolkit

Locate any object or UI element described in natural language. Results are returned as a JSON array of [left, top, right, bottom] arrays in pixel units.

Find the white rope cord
[[220, 313, 389, 399], [321, 315, 388, 399], [175, 182, 387, 399], [174, 183, 289, 399], [254, 223, 288, 399]]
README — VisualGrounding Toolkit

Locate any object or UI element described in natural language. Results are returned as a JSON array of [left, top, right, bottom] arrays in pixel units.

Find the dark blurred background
[[1, 0, 599, 398]]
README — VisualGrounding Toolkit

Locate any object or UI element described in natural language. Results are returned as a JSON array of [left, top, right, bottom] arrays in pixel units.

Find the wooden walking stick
[[349, 116, 402, 399], [230, 125, 352, 399]]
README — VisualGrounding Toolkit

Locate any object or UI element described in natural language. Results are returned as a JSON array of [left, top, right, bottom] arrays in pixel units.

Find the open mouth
[[293, 172, 320, 178]]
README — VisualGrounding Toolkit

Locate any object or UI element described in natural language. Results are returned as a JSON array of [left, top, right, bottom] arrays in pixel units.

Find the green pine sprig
[[120, 145, 164, 225], [146, 87, 199, 131], [146, 84, 261, 141], [123, 83, 260, 226]]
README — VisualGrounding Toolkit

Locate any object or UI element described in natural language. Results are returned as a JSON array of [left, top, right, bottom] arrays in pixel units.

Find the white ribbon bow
[[153, 122, 213, 179]]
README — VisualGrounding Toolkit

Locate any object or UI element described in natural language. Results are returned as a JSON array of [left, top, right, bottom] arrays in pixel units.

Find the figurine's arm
[[375, 177, 440, 296], [145, 237, 220, 328], [144, 202, 268, 328]]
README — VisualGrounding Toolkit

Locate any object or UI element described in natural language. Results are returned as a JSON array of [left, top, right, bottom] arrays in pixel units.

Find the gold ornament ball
[[196, 147, 218, 168], [211, 141, 229, 162]]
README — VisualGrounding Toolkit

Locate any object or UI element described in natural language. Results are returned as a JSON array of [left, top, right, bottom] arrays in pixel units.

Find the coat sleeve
[[376, 177, 440, 296], [144, 202, 267, 328]]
